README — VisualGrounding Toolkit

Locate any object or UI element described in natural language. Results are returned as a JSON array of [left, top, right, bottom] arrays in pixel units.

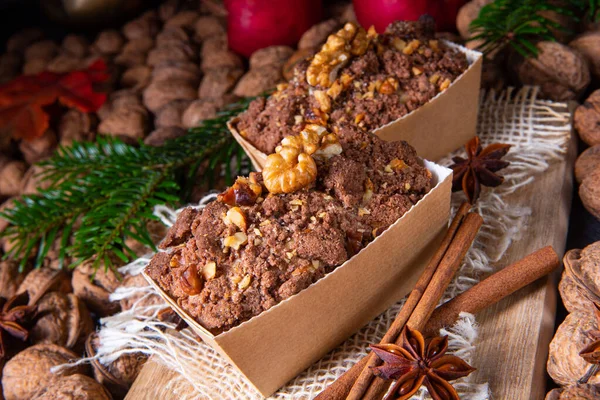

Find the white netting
[[70, 86, 571, 399]]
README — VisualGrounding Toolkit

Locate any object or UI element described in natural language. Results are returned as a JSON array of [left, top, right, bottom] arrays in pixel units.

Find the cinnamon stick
[[422, 246, 560, 337], [345, 203, 471, 400], [362, 212, 483, 400]]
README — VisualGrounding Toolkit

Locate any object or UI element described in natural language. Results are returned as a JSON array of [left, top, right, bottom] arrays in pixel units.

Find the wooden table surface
[[127, 133, 576, 400]]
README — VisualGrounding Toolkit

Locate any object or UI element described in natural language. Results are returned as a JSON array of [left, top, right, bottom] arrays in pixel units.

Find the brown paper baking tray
[[144, 161, 453, 397], [228, 42, 482, 171]]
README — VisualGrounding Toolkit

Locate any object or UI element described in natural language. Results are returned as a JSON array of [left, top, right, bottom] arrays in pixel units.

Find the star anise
[[0, 292, 37, 359], [450, 136, 511, 204], [370, 326, 475, 400]]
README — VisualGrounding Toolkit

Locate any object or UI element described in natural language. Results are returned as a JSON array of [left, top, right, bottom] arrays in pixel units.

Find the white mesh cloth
[[72, 86, 572, 399]]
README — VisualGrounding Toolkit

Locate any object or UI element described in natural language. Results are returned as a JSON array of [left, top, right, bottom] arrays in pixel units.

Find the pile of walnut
[[457, 0, 598, 99], [546, 241, 600, 399]]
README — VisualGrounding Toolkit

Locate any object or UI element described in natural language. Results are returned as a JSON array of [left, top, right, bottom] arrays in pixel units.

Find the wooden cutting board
[[127, 132, 576, 400]]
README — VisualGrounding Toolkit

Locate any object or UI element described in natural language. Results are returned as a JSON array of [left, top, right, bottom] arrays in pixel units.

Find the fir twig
[[0, 96, 257, 272]]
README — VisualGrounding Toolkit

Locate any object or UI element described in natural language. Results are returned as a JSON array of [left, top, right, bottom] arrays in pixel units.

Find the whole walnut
[[122, 15, 160, 41], [31, 374, 111, 400], [515, 41, 590, 101], [20, 164, 52, 196], [72, 259, 121, 316], [61, 34, 89, 58], [298, 19, 341, 50], [158, 0, 179, 21], [0, 260, 29, 299], [156, 27, 190, 47], [24, 40, 59, 62], [570, 32, 600, 81], [106, 89, 146, 114], [580, 169, 600, 220], [98, 108, 149, 141], [0, 160, 26, 197], [143, 79, 197, 112], [164, 10, 200, 29], [46, 53, 83, 74], [6, 28, 43, 53], [575, 89, 600, 146], [117, 272, 165, 312], [564, 242, 600, 299], [182, 100, 219, 129], [545, 384, 600, 400], [0, 52, 22, 83], [114, 50, 146, 68], [58, 109, 96, 147], [152, 61, 201, 85], [121, 65, 152, 91], [559, 271, 596, 314], [93, 30, 124, 55], [155, 100, 192, 128], [30, 292, 94, 353], [19, 129, 58, 164], [18, 267, 73, 305], [2, 344, 87, 400], [233, 66, 282, 98], [548, 311, 600, 386], [121, 37, 155, 55], [201, 35, 227, 59], [144, 127, 187, 147], [22, 58, 48, 75], [200, 50, 243, 73], [147, 44, 195, 67], [456, 0, 493, 40], [481, 58, 507, 92], [193, 15, 226, 42], [249, 46, 294, 70], [199, 67, 244, 99], [86, 333, 148, 398], [575, 145, 600, 184]]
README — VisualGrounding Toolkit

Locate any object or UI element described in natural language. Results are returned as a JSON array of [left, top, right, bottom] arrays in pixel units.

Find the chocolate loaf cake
[[235, 18, 469, 155], [146, 125, 432, 333]]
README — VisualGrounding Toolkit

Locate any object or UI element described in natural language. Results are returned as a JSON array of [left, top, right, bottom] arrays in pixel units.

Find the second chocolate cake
[[146, 125, 432, 333]]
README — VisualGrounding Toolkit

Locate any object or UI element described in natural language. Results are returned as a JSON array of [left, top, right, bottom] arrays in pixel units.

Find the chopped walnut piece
[[263, 149, 317, 194], [218, 176, 263, 206], [238, 274, 251, 290], [224, 232, 248, 250], [379, 77, 399, 94], [313, 90, 332, 113], [307, 22, 372, 87], [202, 261, 217, 280], [403, 39, 421, 55], [439, 78, 451, 91], [225, 207, 248, 231]]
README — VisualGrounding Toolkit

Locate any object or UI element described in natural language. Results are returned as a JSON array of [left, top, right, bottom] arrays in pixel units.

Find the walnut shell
[[122, 15, 160, 41], [156, 27, 190, 47], [151, 61, 201, 85], [30, 292, 94, 354], [61, 34, 89, 58], [31, 374, 111, 400], [147, 44, 195, 67], [580, 171, 600, 220], [200, 50, 243, 73], [545, 384, 600, 400], [0, 160, 26, 197], [575, 90, 600, 146], [120, 65, 152, 91], [121, 37, 155, 55], [158, 0, 179, 21], [2, 344, 87, 400], [548, 311, 600, 386], [0, 260, 29, 299], [24, 40, 59, 62], [86, 332, 147, 398], [164, 10, 200, 29], [93, 30, 124, 55], [193, 16, 226, 42], [233, 66, 283, 97], [20, 164, 52, 196], [155, 99, 192, 128], [249, 46, 294, 70], [22, 58, 48, 75], [298, 19, 341, 50], [46, 53, 83, 74], [98, 108, 149, 140], [118, 273, 165, 312], [456, 0, 493, 40], [7, 28, 43, 53], [114, 50, 146, 68], [559, 271, 596, 314], [198, 67, 243, 99], [19, 129, 58, 164], [575, 145, 600, 184], [58, 109, 96, 147], [515, 41, 590, 101], [142, 79, 197, 112], [18, 267, 73, 305], [200, 35, 227, 60], [144, 127, 187, 147], [564, 243, 600, 302], [182, 100, 219, 129], [72, 260, 121, 316]]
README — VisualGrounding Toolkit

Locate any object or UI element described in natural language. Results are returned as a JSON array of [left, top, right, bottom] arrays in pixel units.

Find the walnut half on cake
[[145, 125, 432, 333]]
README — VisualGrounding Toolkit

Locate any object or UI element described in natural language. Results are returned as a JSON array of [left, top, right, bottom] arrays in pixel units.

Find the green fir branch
[[0, 96, 256, 272]]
